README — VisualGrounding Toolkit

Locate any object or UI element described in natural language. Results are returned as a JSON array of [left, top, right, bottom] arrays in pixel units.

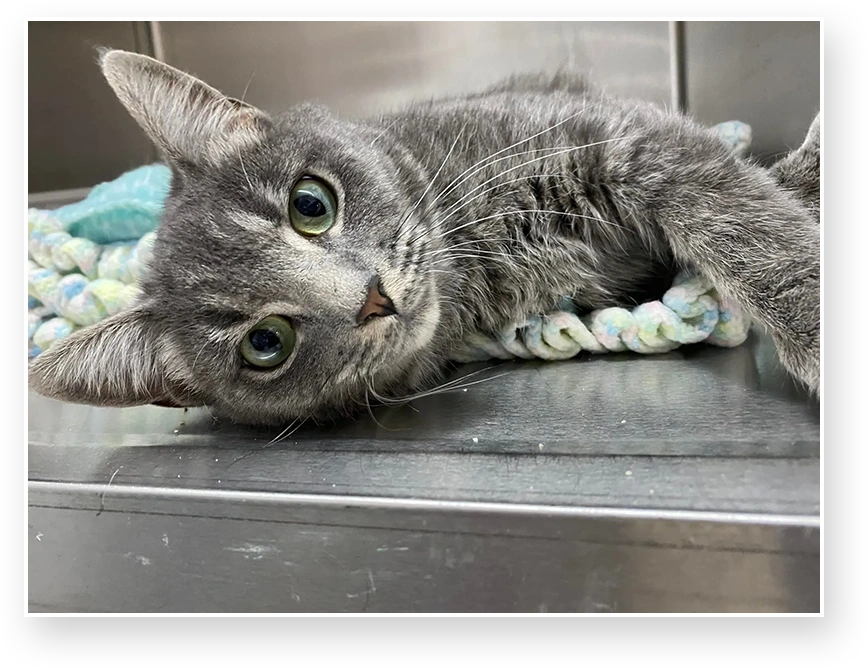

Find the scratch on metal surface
[[123, 552, 152, 566], [223, 543, 278, 560], [346, 568, 377, 609], [96, 466, 123, 516]]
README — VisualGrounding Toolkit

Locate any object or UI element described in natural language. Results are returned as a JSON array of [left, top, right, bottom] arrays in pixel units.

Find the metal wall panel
[[156, 21, 673, 118], [684, 21, 821, 162], [27, 21, 822, 192], [28, 21, 157, 192]]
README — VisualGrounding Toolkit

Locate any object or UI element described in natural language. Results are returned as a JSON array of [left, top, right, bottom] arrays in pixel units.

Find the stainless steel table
[[28, 332, 820, 613]]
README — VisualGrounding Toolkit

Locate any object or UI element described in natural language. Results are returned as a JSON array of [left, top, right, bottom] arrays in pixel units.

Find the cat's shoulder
[[480, 70, 592, 97]]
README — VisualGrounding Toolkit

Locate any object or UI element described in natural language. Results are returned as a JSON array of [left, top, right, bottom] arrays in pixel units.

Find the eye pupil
[[241, 315, 295, 368], [294, 194, 326, 218], [249, 328, 282, 354]]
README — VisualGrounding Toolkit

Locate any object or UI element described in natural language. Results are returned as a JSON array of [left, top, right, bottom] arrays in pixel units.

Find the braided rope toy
[[26, 173, 165, 356], [27, 122, 754, 361], [449, 273, 750, 362]]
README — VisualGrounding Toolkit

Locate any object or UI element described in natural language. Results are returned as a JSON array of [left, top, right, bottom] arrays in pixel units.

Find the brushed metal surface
[[684, 21, 821, 162], [28, 21, 821, 191], [156, 20, 673, 118], [28, 332, 820, 612], [27, 21, 157, 192], [28, 485, 819, 613]]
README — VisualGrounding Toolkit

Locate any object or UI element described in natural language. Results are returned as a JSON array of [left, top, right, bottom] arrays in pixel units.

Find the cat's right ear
[[28, 306, 200, 409], [99, 48, 271, 168]]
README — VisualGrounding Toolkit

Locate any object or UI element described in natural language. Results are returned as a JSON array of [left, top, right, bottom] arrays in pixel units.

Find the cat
[[28, 50, 821, 426]]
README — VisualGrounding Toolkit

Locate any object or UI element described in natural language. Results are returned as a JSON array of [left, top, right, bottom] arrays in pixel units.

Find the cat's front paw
[[770, 272, 820, 395], [775, 330, 820, 395]]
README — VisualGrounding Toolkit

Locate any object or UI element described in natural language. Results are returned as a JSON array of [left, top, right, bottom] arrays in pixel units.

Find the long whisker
[[417, 237, 515, 258], [229, 416, 308, 466], [268, 418, 300, 446], [273, 416, 310, 445], [421, 106, 590, 211], [429, 208, 627, 245], [369, 364, 508, 405], [238, 149, 255, 193], [364, 387, 404, 431], [404, 149, 580, 246], [190, 342, 210, 376], [240, 70, 256, 105], [428, 132, 634, 221], [373, 371, 512, 405], [370, 119, 399, 147], [435, 171, 571, 225], [405, 139, 635, 247], [397, 121, 469, 238]]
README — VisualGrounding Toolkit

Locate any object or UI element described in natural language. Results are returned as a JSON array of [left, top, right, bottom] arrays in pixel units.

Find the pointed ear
[[99, 48, 270, 167], [28, 307, 199, 408]]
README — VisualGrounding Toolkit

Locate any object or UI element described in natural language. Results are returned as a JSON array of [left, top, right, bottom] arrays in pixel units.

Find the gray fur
[[29, 50, 821, 424]]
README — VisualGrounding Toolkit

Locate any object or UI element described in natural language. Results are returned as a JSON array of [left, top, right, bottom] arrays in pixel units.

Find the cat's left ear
[[28, 306, 200, 409], [99, 49, 271, 168]]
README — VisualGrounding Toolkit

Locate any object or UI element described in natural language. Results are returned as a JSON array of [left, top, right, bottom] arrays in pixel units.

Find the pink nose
[[356, 275, 397, 325]]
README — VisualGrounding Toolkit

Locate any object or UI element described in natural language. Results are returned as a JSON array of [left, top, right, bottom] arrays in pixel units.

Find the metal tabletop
[[28, 330, 820, 613]]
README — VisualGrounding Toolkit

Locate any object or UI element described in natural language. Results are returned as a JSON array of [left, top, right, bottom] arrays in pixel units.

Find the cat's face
[[28, 50, 447, 424]]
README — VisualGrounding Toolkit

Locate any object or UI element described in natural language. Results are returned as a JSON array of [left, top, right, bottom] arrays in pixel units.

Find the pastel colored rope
[[448, 273, 750, 363]]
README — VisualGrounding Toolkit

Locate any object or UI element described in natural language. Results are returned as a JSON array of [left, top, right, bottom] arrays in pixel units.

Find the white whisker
[[268, 418, 300, 445], [370, 118, 399, 147], [238, 150, 254, 193], [423, 106, 589, 211], [405, 138, 634, 247], [398, 121, 469, 238], [369, 365, 507, 404], [436, 171, 571, 226], [430, 208, 627, 244]]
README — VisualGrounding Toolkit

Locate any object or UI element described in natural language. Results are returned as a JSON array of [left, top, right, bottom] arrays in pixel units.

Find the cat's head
[[28, 50, 450, 425]]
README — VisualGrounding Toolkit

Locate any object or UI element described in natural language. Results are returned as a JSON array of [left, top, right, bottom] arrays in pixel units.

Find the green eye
[[289, 177, 336, 236], [240, 315, 296, 368]]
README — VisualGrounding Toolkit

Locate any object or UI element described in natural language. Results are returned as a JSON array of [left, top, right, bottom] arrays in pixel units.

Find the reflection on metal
[[28, 20, 820, 191], [668, 20, 688, 113], [148, 20, 166, 62], [27, 21, 158, 192], [28, 332, 819, 612], [684, 20, 820, 162], [156, 21, 673, 118]]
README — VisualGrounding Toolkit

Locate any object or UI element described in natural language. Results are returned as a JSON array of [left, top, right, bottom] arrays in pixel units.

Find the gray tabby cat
[[29, 50, 821, 425]]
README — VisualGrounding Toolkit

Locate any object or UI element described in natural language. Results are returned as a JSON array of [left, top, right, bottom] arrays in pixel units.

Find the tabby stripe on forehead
[[195, 307, 251, 328], [232, 210, 280, 234]]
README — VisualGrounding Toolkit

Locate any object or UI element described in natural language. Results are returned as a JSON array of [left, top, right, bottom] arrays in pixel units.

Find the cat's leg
[[656, 160, 820, 393]]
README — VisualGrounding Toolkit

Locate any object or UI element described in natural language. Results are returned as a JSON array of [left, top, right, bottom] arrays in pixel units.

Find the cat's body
[[29, 51, 821, 425]]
